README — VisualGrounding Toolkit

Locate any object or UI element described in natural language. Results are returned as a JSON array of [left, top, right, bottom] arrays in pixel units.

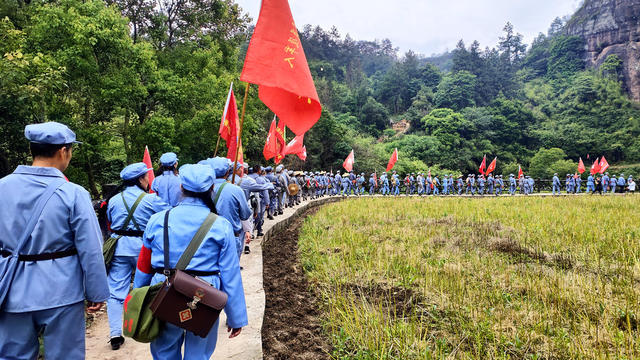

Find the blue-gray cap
[[25, 122, 81, 145], [120, 162, 152, 181], [179, 164, 214, 192], [159, 152, 178, 166], [265, 166, 273, 172]]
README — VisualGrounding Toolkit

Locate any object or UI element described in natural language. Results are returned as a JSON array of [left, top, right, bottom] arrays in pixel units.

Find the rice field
[[297, 196, 640, 359]]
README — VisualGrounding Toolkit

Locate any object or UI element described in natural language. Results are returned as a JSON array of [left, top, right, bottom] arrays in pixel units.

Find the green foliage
[[529, 148, 567, 178], [434, 71, 477, 110]]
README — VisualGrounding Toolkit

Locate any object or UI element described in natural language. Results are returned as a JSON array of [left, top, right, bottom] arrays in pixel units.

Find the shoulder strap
[[162, 209, 171, 274], [175, 213, 218, 271], [213, 182, 227, 208], [13, 178, 66, 255], [121, 192, 147, 231]]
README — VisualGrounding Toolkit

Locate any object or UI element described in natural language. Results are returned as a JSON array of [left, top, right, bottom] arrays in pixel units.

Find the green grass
[[298, 196, 640, 359]]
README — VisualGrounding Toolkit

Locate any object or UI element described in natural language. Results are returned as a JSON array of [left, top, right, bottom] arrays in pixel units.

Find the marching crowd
[[1, 122, 637, 360]]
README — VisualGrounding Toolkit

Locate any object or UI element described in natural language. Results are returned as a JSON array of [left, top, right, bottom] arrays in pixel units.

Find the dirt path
[[85, 196, 323, 359]]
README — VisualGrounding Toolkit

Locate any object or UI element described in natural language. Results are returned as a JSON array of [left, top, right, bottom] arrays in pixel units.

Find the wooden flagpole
[[232, 82, 250, 183]]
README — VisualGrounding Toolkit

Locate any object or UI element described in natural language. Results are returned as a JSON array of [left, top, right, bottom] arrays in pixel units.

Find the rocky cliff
[[565, 0, 640, 101]]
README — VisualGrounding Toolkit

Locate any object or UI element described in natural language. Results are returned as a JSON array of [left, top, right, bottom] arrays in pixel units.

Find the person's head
[[180, 164, 217, 213], [120, 162, 153, 192], [159, 152, 178, 174], [25, 122, 81, 172], [253, 165, 262, 175]]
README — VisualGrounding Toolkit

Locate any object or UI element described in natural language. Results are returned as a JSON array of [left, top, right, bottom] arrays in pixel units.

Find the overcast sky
[[234, 0, 584, 56]]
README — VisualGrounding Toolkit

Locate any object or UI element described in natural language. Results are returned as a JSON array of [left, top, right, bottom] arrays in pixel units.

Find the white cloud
[[235, 0, 583, 56]]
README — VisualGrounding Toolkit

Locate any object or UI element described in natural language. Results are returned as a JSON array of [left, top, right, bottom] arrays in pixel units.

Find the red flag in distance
[[386, 148, 398, 172], [343, 150, 354, 172], [142, 146, 155, 193]]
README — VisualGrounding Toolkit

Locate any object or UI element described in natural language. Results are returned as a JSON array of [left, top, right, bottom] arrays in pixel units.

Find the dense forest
[[2, 0, 639, 196]]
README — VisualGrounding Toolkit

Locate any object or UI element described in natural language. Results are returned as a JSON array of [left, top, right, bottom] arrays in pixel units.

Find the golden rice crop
[[298, 195, 640, 359]]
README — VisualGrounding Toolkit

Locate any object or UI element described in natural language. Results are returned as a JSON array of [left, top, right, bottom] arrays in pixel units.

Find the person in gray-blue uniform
[[357, 173, 365, 195], [617, 174, 626, 193], [248, 165, 272, 237], [570, 175, 577, 193], [341, 172, 351, 196], [448, 175, 455, 195], [495, 175, 503, 196], [587, 173, 595, 193], [487, 174, 494, 195], [381, 173, 389, 195], [575, 175, 582, 193], [264, 167, 277, 219], [528, 176, 535, 194], [0, 122, 109, 359], [552, 173, 561, 195], [565, 174, 571, 193], [334, 172, 342, 196], [347, 171, 355, 195], [441, 175, 448, 195], [201, 157, 252, 259], [523, 175, 531, 195], [610, 175, 617, 194], [518, 175, 525, 194], [433, 175, 441, 195], [391, 171, 400, 196], [275, 165, 288, 213], [106, 162, 170, 349], [602, 172, 610, 192], [509, 174, 517, 195], [151, 152, 182, 207], [409, 173, 416, 195], [477, 175, 485, 195], [456, 176, 463, 195], [368, 174, 377, 195], [133, 164, 247, 360]]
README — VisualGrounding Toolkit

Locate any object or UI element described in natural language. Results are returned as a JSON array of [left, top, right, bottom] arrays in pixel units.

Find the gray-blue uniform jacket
[[0, 166, 109, 312], [107, 186, 169, 257], [151, 170, 182, 207]]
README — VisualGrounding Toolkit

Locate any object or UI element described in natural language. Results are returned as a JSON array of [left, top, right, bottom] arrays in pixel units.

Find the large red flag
[[219, 83, 238, 144], [343, 150, 354, 172], [578, 157, 586, 174], [478, 155, 486, 175], [142, 146, 155, 193], [591, 157, 600, 175], [599, 156, 609, 174], [283, 133, 305, 155], [263, 117, 278, 160], [386, 148, 398, 172], [518, 165, 523, 179], [239, 0, 321, 136], [485, 157, 497, 175]]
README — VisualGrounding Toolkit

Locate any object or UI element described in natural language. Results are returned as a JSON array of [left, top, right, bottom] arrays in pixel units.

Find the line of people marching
[[278, 170, 637, 199]]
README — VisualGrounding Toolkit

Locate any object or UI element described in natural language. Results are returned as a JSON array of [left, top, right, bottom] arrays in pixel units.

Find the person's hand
[[245, 232, 251, 244], [227, 326, 242, 338], [86, 302, 104, 313]]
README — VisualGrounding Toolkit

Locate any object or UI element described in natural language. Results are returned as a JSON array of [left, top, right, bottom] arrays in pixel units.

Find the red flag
[[578, 157, 586, 174], [518, 165, 523, 179], [283, 133, 305, 155], [478, 155, 486, 175], [263, 117, 278, 160], [386, 148, 398, 172], [273, 121, 286, 164], [296, 146, 307, 161], [240, 0, 321, 136], [599, 156, 609, 174], [343, 150, 354, 172], [591, 157, 600, 175], [219, 83, 238, 144], [142, 146, 155, 193], [485, 157, 497, 175]]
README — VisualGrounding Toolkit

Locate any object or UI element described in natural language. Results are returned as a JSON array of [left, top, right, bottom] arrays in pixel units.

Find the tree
[[529, 148, 567, 178], [434, 71, 477, 110]]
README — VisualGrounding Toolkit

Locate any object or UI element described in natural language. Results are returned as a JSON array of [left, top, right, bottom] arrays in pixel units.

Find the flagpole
[[232, 82, 250, 183], [213, 135, 221, 157]]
